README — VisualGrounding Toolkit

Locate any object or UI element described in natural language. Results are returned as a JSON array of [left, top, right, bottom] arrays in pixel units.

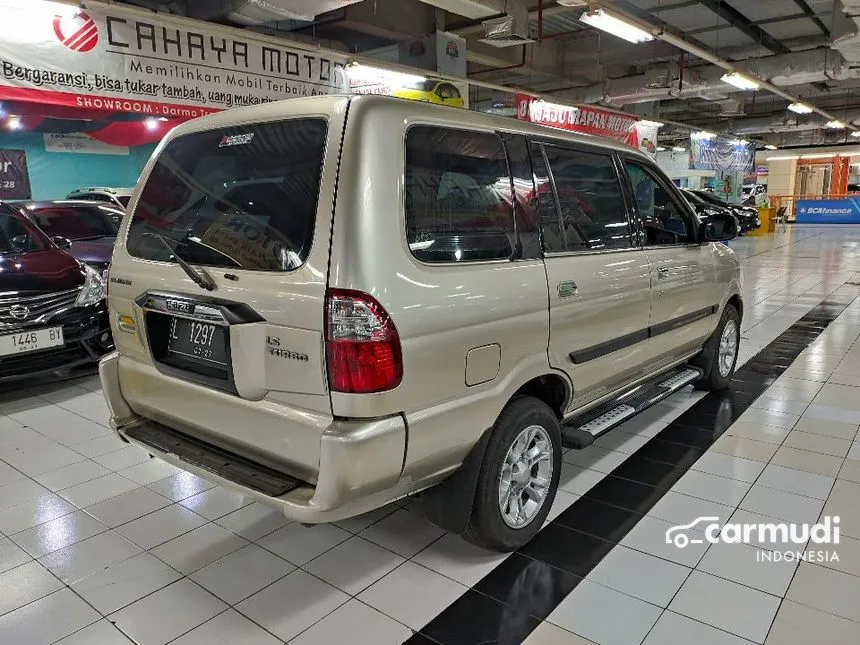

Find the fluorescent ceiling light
[[344, 62, 425, 87], [764, 144, 778, 150], [767, 155, 799, 161], [579, 9, 654, 44], [672, 146, 686, 152], [721, 72, 760, 91], [638, 119, 664, 128], [656, 146, 666, 152], [852, 131, 860, 138], [788, 102, 814, 114], [731, 139, 750, 146], [144, 118, 158, 131], [826, 120, 848, 129], [7, 116, 20, 131], [691, 131, 716, 140]]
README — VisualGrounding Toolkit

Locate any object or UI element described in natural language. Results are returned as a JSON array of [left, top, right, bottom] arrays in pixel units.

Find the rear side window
[[30, 206, 119, 240], [405, 126, 515, 263], [127, 119, 327, 272], [542, 145, 632, 251]]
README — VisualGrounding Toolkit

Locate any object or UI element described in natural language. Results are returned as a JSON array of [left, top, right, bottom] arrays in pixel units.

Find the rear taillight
[[325, 289, 403, 394]]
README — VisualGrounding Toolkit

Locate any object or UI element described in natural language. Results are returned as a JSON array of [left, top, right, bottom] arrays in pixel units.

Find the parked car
[[66, 187, 134, 210], [687, 189, 760, 233], [392, 80, 465, 108], [14, 201, 122, 275], [0, 202, 113, 382], [100, 95, 742, 551]]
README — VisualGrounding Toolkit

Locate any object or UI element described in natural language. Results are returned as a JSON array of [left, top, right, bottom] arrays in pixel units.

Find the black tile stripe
[[405, 293, 856, 645]]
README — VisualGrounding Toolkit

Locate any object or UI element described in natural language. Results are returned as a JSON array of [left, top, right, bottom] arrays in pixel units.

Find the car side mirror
[[700, 213, 738, 243], [51, 235, 72, 250]]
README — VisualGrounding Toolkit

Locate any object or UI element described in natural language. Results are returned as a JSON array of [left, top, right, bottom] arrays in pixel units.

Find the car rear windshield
[[30, 206, 120, 240], [126, 118, 328, 272]]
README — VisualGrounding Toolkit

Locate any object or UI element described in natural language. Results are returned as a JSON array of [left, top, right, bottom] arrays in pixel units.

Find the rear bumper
[[0, 305, 112, 382], [99, 351, 408, 523]]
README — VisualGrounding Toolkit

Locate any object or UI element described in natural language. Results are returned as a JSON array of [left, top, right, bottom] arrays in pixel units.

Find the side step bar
[[562, 366, 703, 449], [126, 421, 303, 497]]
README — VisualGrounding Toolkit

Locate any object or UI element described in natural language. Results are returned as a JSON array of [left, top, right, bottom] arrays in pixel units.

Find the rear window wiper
[[144, 232, 216, 291]]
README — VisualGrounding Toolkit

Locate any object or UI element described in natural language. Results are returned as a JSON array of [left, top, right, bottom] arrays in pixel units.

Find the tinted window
[[29, 206, 119, 240], [625, 161, 697, 245], [118, 196, 131, 207], [0, 208, 47, 254], [530, 144, 568, 253], [81, 193, 114, 203], [127, 119, 327, 271], [405, 126, 515, 263], [542, 146, 631, 251]]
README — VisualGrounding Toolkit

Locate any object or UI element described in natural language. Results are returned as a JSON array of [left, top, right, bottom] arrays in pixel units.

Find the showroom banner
[[0, 0, 350, 117], [690, 136, 755, 173], [0, 149, 31, 200], [44, 132, 129, 155], [515, 94, 657, 155], [796, 198, 860, 224]]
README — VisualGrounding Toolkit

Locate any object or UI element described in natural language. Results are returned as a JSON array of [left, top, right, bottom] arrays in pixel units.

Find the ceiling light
[[721, 72, 760, 91], [156, 117, 169, 122], [579, 9, 654, 44], [826, 120, 847, 129], [7, 116, 20, 131], [144, 118, 158, 131], [851, 132, 860, 138], [731, 139, 750, 146], [691, 131, 716, 140], [788, 102, 814, 114], [765, 144, 778, 150], [344, 62, 425, 88], [656, 146, 666, 152], [673, 146, 686, 152], [638, 119, 664, 128]]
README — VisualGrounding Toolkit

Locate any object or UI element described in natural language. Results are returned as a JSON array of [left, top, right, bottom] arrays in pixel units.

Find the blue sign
[[796, 198, 860, 224]]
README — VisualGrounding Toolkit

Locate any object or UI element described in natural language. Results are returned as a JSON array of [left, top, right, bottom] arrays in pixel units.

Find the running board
[[562, 366, 703, 450]]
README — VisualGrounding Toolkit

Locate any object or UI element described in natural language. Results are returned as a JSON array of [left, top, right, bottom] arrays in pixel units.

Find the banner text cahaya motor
[[0, 0, 351, 117]]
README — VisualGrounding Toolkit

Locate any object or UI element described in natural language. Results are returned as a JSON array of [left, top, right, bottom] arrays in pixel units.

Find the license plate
[[0, 327, 64, 356], [166, 317, 228, 367]]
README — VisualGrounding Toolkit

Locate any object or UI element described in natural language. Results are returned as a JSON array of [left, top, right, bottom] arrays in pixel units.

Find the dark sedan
[[687, 189, 760, 233], [13, 201, 122, 275]]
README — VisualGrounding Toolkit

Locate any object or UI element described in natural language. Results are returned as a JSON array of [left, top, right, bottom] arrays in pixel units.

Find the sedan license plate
[[0, 327, 64, 356], [167, 317, 228, 367]]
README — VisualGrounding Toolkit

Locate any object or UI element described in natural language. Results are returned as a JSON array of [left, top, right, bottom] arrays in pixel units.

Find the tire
[[692, 304, 740, 391], [462, 396, 562, 551]]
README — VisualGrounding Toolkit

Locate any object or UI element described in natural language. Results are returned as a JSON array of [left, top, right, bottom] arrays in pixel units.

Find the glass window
[[542, 146, 632, 251], [118, 196, 131, 207], [625, 161, 697, 245], [126, 119, 328, 272], [405, 126, 515, 263], [0, 207, 47, 254], [29, 206, 119, 240]]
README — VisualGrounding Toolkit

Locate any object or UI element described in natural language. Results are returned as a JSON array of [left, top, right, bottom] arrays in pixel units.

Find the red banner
[[516, 94, 639, 147]]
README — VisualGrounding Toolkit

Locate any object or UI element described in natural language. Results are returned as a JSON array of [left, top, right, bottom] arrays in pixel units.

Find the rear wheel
[[693, 304, 740, 390], [463, 397, 561, 551]]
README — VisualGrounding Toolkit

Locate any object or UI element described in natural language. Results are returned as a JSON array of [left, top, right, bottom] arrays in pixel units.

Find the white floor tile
[[739, 485, 825, 526], [84, 487, 171, 527], [32, 460, 110, 492], [151, 522, 247, 574], [559, 463, 607, 496], [0, 478, 50, 511], [786, 561, 860, 622], [39, 530, 142, 584], [668, 570, 781, 643], [178, 486, 253, 521], [119, 460, 182, 486], [70, 434, 127, 458], [621, 515, 709, 568], [290, 599, 413, 645], [237, 569, 349, 641], [756, 464, 835, 501], [54, 619, 135, 645], [332, 503, 399, 534], [0, 560, 63, 616], [190, 543, 295, 605], [647, 491, 735, 527], [412, 532, 509, 587], [0, 588, 100, 645], [305, 535, 405, 595], [643, 610, 756, 645], [58, 473, 138, 507], [587, 545, 690, 607], [359, 509, 445, 558], [671, 470, 752, 507], [214, 502, 291, 541], [93, 445, 151, 471], [109, 579, 227, 645], [562, 446, 630, 474], [71, 552, 182, 614], [547, 579, 661, 645], [258, 522, 350, 566], [116, 503, 207, 550], [357, 562, 466, 630], [698, 541, 798, 596], [147, 471, 214, 502], [171, 609, 282, 645], [0, 536, 30, 574], [11, 509, 107, 558], [0, 492, 76, 535]]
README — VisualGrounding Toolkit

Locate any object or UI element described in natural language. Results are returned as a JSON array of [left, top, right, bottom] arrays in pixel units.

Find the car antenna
[[144, 233, 216, 291]]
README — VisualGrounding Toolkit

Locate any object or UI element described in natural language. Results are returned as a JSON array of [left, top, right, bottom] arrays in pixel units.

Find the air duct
[[479, 1, 533, 47], [226, 0, 365, 25], [729, 110, 860, 135], [415, 0, 506, 19]]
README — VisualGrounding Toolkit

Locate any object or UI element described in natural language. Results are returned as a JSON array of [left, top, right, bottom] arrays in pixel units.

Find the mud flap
[[421, 429, 492, 534]]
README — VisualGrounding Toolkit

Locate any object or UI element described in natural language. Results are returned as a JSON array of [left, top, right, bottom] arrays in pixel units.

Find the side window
[[503, 135, 541, 260], [405, 126, 515, 263], [625, 161, 697, 245], [84, 193, 112, 203], [542, 145, 632, 251], [530, 143, 573, 253]]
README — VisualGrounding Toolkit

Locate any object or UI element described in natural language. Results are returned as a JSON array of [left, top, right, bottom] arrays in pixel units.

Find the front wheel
[[462, 397, 561, 551], [693, 304, 740, 390]]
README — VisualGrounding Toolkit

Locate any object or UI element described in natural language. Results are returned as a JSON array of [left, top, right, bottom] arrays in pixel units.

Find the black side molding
[[569, 305, 719, 364]]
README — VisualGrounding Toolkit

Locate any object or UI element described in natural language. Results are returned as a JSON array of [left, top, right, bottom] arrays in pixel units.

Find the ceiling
[[115, 0, 860, 147]]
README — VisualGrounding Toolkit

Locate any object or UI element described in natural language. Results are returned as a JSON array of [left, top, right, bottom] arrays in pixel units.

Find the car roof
[[68, 187, 133, 196], [17, 200, 125, 212]]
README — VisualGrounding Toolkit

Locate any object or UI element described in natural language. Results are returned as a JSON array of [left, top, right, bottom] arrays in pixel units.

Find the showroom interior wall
[[0, 132, 154, 200]]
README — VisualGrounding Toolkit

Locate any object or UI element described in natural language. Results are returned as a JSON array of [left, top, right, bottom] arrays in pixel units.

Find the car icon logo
[[9, 305, 29, 320], [665, 516, 720, 548]]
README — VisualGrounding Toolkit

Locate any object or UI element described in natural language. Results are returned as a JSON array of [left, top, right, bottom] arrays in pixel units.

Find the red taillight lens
[[325, 289, 403, 394]]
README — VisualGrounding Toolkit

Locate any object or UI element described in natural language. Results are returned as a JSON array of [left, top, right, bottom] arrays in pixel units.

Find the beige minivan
[[100, 95, 742, 550]]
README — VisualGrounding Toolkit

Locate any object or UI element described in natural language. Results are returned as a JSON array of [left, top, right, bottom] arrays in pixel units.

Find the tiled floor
[[0, 226, 859, 644]]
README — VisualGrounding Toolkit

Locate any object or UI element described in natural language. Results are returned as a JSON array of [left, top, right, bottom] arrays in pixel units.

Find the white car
[[66, 187, 134, 210]]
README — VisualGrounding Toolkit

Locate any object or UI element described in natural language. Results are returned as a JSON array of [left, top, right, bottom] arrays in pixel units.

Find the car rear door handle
[[557, 281, 578, 298], [657, 267, 670, 279]]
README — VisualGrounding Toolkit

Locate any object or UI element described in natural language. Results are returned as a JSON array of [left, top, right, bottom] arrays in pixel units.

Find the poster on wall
[[0, 149, 31, 200], [0, 0, 350, 118], [44, 133, 129, 155], [690, 136, 753, 203], [515, 95, 659, 155]]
